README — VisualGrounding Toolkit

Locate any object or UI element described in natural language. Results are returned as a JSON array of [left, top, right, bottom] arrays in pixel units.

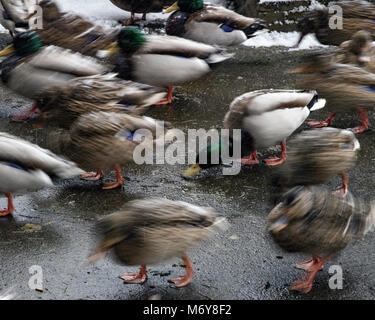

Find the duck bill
[[96, 42, 120, 58], [163, 2, 180, 14], [183, 164, 202, 178], [0, 44, 15, 57]]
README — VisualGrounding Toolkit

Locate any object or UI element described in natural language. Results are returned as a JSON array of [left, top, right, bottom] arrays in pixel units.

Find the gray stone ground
[[0, 33, 374, 300]]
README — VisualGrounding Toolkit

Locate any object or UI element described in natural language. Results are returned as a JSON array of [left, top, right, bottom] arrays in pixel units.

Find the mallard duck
[[183, 89, 326, 177], [0, 132, 82, 217], [278, 128, 360, 196], [268, 185, 375, 293], [332, 30, 375, 73], [297, 0, 375, 46], [109, 0, 175, 25], [0, 0, 37, 37], [0, 31, 165, 123], [51, 111, 177, 190], [34, 0, 118, 57], [293, 52, 375, 133], [100, 26, 233, 104], [164, 0, 267, 46], [89, 198, 228, 287]]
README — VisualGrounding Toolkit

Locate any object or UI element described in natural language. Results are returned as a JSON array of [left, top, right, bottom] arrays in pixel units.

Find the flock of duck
[[1, 0, 375, 296]]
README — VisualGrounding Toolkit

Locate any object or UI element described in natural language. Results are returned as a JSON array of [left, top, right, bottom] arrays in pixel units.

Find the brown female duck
[[89, 198, 227, 287], [268, 185, 375, 293]]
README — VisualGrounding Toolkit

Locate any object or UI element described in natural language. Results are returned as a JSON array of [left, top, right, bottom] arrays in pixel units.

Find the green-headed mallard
[[297, 0, 375, 46], [278, 128, 360, 196], [100, 26, 233, 104], [89, 198, 228, 287], [164, 0, 267, 46], [268, 185, 375, 293], [109, 0, 175, 25], [0, 31, 165, 123], [332, 30, 375, 73], [293, 51, 375, 133], [0, 132, 82, 217], [183, 89, 326, 178], [51, 111, 177, 190], [0, 0, 37, 37]]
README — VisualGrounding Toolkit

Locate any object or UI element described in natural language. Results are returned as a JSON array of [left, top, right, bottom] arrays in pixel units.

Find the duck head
[[349, 30, 372, 65], [0, 31, 43, 57], [183, 140, 226, 178], [97, 26, 146, 58], [164, 0, 204, 14]]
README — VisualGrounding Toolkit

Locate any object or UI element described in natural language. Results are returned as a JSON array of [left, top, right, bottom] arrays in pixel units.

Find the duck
[[332, 30, 375, 73], [297, 0, 375, 46], [88, 198, 228, 287], [293, 51, 375, 133], [164, 0, 268, 46], [183, 89, 326, 178], [99, 26, 233, 104], [0, 31, 165, 123], [0, 0, 37, 38], [109, 0, 175, 25], [35, 0, 118, 58], [0, 132, 82, 217], [278, 128, 360, 196], [50, 111, 178, 190], [268, 185, 375, 293]]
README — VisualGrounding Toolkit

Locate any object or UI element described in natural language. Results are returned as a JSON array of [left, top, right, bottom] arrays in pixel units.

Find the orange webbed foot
[[80, 170, 104, 181], [168, 255, 194, 287], [119, 265, 147, 284]]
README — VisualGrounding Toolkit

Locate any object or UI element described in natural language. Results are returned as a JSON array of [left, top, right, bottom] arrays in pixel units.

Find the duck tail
[[243, 22, 269, 38], [307, 94, 326, 111]]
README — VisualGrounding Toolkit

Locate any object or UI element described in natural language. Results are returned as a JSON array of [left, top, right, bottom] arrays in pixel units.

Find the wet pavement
[[0, 32, 374, 300]]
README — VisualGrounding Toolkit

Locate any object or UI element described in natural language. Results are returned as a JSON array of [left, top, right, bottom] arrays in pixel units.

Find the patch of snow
[[243, 31, 327, 50], [0, 24, 7, 33]]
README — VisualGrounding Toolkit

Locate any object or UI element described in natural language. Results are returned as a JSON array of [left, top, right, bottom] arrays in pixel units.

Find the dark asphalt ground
[[0, 32, 374, 300]]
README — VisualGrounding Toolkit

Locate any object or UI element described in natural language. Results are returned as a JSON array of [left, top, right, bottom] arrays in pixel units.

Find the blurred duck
[[332, 30, 375, 73], [268, 185, 375, 293], [0, 132, 82, 217], [297, 0, 375, 46], [0, 32, 164, 123], [183, 89, 326, 177], [89, 198, 228, 287], [36, 0, 118, 57], [99, 26, 233, 105], [51, 111, 178, 190], [109, 0, 175, 25], [164, 0, 268, 46], [278, 128, 360, 196], [0, 0, 38, 37], [293, 52, 375, 133]]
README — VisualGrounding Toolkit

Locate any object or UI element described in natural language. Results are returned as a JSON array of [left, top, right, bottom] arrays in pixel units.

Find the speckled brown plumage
[[37, 74, 165, 128], [37, 1, 117, 57], [298, 0, 375, 46], [268, 185, 375, 257], [279, 128, 359, 187], [92, 198, 227, 266]]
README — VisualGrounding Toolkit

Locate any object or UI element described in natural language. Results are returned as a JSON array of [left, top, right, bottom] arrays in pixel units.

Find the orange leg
[[122, 12, 146, 26], [264, 141, 287, 166], [11, 103, 40, 121], [308, 112, 336, 128], [155, 86, 174, 105], [240, 151, 259, 165], [295, 254, 324, 272], [102, 165, 124, 190], [119, 265, 147, 284], [168, 254, 194, 287], [292, 255, 330, 294], [349, 108, 369, 134], [0, 193, 15, 217], [333, 173, 348, 197], [80, 170, 104, 181], [141, 13, 147, 21]]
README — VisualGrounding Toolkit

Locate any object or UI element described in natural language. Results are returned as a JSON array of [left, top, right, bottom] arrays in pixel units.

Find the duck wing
[[0, 132, 82, 178]]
